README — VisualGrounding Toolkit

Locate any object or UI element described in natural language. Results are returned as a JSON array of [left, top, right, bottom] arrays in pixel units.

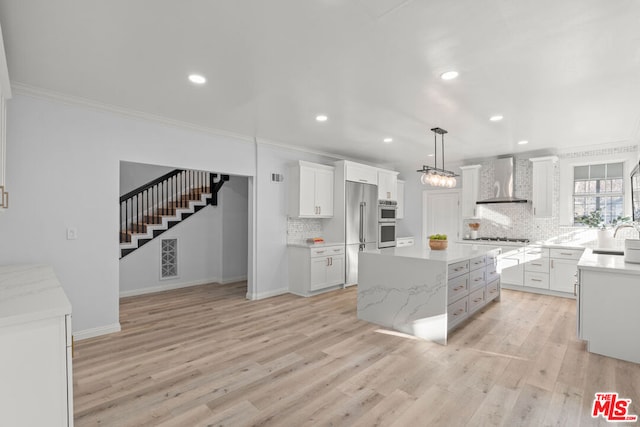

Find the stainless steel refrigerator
[[345, 181, 378, 286]]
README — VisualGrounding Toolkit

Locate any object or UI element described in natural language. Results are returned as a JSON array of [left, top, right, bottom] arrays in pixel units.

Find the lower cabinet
[[447, 249, 501, 331], [549, 248, 583, 294], [289, 245, 345, 296], [0, 266, 73, 427]]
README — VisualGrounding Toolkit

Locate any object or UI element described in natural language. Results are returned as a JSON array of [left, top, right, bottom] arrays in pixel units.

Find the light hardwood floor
[[73, 283, 640, 426]]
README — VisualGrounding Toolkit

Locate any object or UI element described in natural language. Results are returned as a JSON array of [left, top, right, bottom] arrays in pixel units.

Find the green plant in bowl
[[429, 234, 447, 240]]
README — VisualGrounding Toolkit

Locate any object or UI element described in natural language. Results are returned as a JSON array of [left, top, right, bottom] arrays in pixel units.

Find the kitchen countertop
[[577, 248, 640, 275], [0, 264, 72, 328], [372, 243, 500, 264], [287, 241, 344, 248]]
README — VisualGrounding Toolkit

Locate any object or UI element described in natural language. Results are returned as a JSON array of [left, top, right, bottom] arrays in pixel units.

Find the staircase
[[120, 169, 229, 258]]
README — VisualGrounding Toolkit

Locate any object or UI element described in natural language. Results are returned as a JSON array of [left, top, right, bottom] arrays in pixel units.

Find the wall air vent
[[160, 238, 178, 279]]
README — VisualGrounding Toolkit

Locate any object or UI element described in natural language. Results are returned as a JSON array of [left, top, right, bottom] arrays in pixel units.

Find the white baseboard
[[220, 275, 248, 285], [119, 278, 220, 298], [74, 323, 121, 341], [246, 287, 289, 300]]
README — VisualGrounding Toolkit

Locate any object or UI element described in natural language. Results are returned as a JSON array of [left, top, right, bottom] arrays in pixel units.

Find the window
[[573, 162, 624, 226]]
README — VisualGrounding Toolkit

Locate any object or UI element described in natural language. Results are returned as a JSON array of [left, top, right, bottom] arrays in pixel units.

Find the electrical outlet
[[66, 228, 78, 240]]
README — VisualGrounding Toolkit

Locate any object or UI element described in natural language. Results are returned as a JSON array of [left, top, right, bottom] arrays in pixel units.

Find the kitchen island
[[358, 244, 501, 345], [577, 248, 640, 364]]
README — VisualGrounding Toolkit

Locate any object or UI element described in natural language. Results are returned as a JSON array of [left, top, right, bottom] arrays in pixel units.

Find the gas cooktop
[[475, 237, 530, 243]]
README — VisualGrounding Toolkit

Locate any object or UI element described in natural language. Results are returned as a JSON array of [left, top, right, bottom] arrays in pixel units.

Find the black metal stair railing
[[119, 169, 212, 245]]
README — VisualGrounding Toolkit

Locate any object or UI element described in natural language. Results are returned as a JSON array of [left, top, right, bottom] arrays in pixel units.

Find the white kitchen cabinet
[[530, 156, 558, 218], [0, 265, 74, 427], [288, 161, 334, 218], [344, 161, 378, 184], [549, 248, 583, 294], [523, 246, 550, 289], [288, 244, 345, 296], [459, 165, 481, 218], [396, 180, 405, 219], [396, 236, 414, 247], [578, 258, 640, 364], [377, 169, 398, 201]]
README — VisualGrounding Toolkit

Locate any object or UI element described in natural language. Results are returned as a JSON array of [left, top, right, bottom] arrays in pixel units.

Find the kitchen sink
[[592, 249, 624, 255]]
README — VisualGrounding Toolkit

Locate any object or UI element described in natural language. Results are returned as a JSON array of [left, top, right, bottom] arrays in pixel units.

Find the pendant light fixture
[[417, 127, 458, 188]]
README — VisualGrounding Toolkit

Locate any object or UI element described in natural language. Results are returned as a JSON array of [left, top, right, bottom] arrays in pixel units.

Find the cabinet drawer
[[448, 297, 468, 327], [486, 279, 500, 300], [525, 247, 549, 262], [485, 263, 499, 283], [524, 272, 549, 289], [469, 255, 486, 271], [525, 258, 549, 273], [448, 274, 469, 303], [396, 237, 415, 247], [549, 248, 584, 260], [469, 268, 486, 291], [448, 260, 470, 278], [468, 287, 485, 313], [486, 250, 499, 266], [310, 246, 344, 257]]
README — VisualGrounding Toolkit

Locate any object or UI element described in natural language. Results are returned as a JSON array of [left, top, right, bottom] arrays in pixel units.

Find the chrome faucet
[[613, 223, 640, 238]]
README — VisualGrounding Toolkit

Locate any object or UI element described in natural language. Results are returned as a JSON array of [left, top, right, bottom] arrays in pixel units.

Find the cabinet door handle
[[531, 263, 542, 266], [319, 206, 321, 215], [453, 285, 464, 291], [531, 278, 542, 282], [560, 252, 573, 256], [316, 250, 325, 254], [330, 257, 333, 266], [333, 249, 341, 252], [551, 260, 554, 268]]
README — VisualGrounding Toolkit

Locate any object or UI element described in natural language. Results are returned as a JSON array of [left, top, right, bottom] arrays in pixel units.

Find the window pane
[[574, 165, 589, 180], [611, 178, 623, 192], [590, 164, 606, 179], [574, 181, 587, 193], [607, 163, 623, 178], [586, 180, 597, 193]]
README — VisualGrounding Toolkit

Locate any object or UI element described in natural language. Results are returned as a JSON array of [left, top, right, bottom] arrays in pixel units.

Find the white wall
[[119, 206, 223, 296], [119, 161, 174, 196], [1, 94, 255, 336], [221, 176, 248, 283], [253, 143, 337, 299]]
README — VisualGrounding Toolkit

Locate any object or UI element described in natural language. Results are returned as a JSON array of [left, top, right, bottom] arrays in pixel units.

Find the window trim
[[558, 151, 636, 226]]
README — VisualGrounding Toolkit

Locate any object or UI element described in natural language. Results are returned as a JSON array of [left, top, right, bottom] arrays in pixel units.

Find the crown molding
[[10, 82, 255, 144]]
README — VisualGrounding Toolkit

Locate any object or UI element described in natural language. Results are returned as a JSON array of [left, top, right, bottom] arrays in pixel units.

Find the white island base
[[358, 245, 501, 345]]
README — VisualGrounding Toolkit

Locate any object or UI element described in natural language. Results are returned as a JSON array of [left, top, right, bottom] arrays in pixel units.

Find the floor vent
[[161, 238, 178, 278]]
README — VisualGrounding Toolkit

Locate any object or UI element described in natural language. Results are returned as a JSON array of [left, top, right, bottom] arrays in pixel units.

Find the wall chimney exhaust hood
[[476, 157, 528, 204]]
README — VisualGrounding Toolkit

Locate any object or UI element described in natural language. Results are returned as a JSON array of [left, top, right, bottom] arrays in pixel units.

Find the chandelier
[[417, 127, 458, 188]]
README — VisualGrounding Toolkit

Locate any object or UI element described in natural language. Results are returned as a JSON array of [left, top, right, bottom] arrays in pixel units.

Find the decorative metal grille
[[161, 238, 178, 278]]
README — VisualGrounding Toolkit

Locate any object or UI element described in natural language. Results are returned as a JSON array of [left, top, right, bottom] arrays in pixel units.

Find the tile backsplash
[[463, 145, 638, 243], [287, 218, 324, 244]]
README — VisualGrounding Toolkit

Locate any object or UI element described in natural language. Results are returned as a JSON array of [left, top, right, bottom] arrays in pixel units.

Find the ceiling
[[1, 0, 640, 170]]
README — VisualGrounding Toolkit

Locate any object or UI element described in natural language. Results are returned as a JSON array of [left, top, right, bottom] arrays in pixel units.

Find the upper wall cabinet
[[288, 161, 335, 218], [344, 161, 378, 184], [460, 165, 481, 218], [530, 156, 558, 218], [377, 170, 398, 201]]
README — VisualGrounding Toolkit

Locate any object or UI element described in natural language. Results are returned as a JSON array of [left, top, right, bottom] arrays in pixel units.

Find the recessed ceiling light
[[428, 154, 434, 157], [315, 115, 328, 122], [383, 138, 393, 143], [490, 115, 504, 122], [188, 74, 206, 84], [518, 140, 529, 145], [440, 70, 459, 80]]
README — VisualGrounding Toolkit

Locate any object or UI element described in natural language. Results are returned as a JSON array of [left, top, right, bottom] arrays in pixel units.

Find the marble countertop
[[577, 248, 640, 275], [287, 241, 344, 248], [0, 264, 72, 327], [371, 243, 500, 264]]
